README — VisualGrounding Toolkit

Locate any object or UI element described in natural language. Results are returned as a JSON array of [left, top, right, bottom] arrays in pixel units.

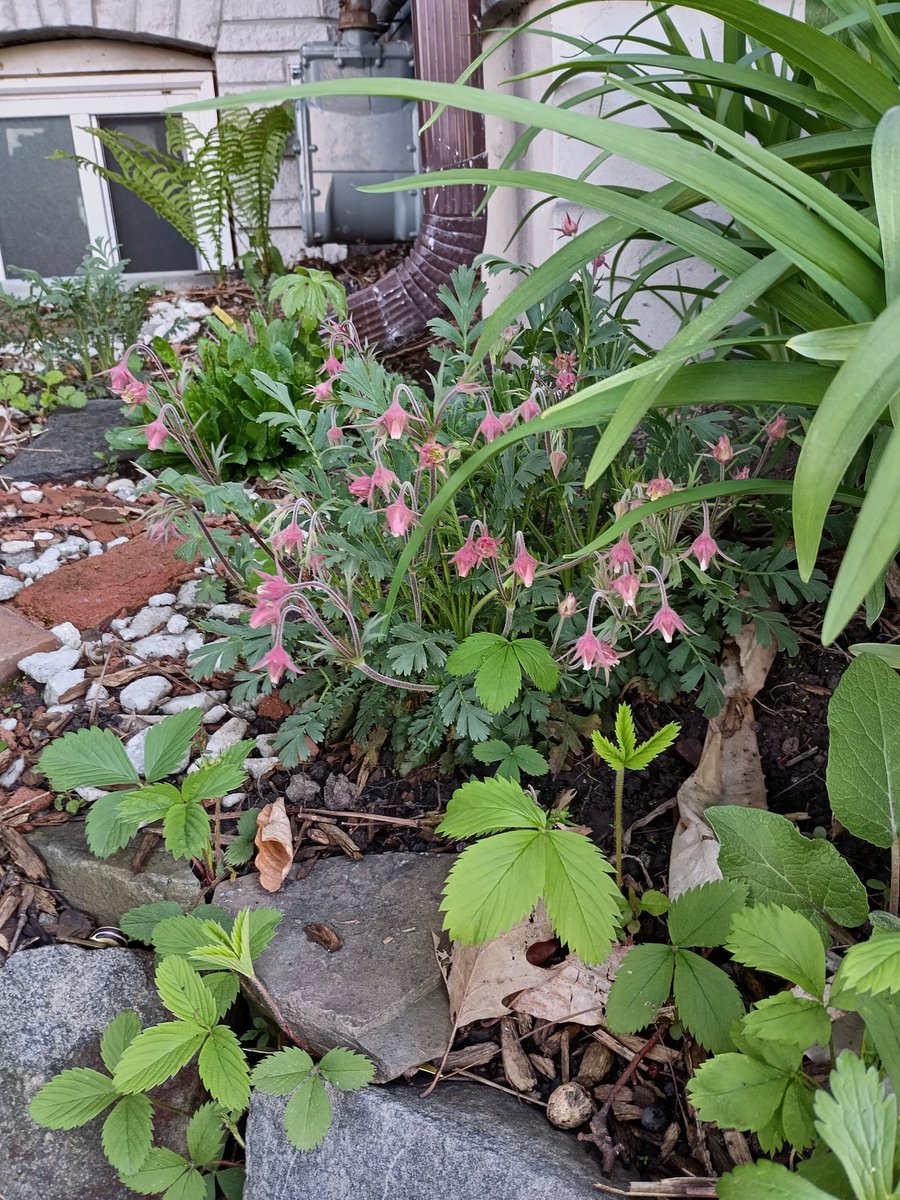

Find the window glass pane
[[98, 115, 198, 272], [0, 116, 90, 277]]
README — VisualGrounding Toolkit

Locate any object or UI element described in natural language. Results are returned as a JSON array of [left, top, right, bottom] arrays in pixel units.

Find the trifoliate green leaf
[[832, 933, 900, 1000], [203, 972, 240, 1021], [741, 993, 831, 1055], [708, 807, 868, 928], [440, 829, 545, 944], [814, 1052, 897, 1200], [674, 949, 744, 1053], [827, 654, 900, 849], [100, 1010, 143, 1073], [506, 745, 550, 778], [113, 1021, 207, 1094], [471, 740, 511, 765], [605, 943, 675, 1035], [198, 1025, 250, 1113], [248, 907, 283, 959], [182, 742, 254, 803], [638, 889, 670, 917], [29, 1067, 117, 1129], [475, 642, 522, 712], [318, 1047, 376, 1091], [38, 726, 139, 789], [667, 880, 748, 949], [614, 704, 637, 760], [510, 638, 559, 693], [85, 792, 142, 858], [153, 915, 216, 958], [251, 1047, 316, 1096], [101, 1093, 153, 1176], [437, 776, 546, 839], [142, 709, 203, 784], [120, 901, 185, 945], [186, 1102, 226, 1166], [719, 1160, 834, 1200], [283, 1076, 333, 1151], [688, 1052, 794, 1141], [446, 632, 506, 675], [163, 802, 210, 860], [155, 956, 218, 1027], [117, 784, 181, 824], [726, 903, 826, 999], [165, 1167, 207, 1200], [542, 827, 620, 964], [236, 807, 262, 839], [624, 721, 681, 770], [119, 1147, 194, 1196]]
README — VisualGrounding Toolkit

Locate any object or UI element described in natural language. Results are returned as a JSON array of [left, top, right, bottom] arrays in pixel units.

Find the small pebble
[[149, 592, 177, 607], [0, 757, 25, 789], [203, 704, 228, 725], [32, 531, 54, 543], [205, 717, 249, 756], [640, 1104, 669, 1133], [167, 613, 189, 635], [546, 1082, 594, 1130], [1, 717, 18, 731], [87, 541, 104, 557], [221, 792, 245, 809], [120, 676, 174, 714], [51, 622, 82, 650], [0, 576, 23, 601], [17, 646, 81, 684], [44, 668, 86, 706], [19, 489, 43, 503], [208, 603, 249, 621], [106, 536, 129, 548]]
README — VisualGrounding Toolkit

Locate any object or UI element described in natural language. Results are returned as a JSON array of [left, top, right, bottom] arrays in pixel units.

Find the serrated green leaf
[[182, 743, 253, 803], [251, 1047, 316, 1096], [203, 971, 240, 1020], [639, 889, 670, 917], [440, 829, 546, 944], [225, 834, 255, 867], [726, 903, 826, 999], [153, 914, 215, 958], [591, 731, 626, 771], [614, 704, 636, 760], [215, 1166, 245, 1200], [833, 934, 900, 1000], [120, 1147, 193, 1196], [100, 1010, 143, 1073], [741, 993, 831, 1055], [471, 739, 509, 765], [509, 745, 549, 778], [187, 1102, 226, 1166], [236, 807, 261, 839], [198, 1025, 250, 1113], [117, 784, 182, 824], [114, 1021, 207, 1095], [155, 956, 218, 1027], [542, 827, 620, 964], [101, 1093, 153, 1176], [445, 632, 506, 676], [283, 1076, 332, 1151], [668, 880, 748, 949], [606, 943, 675, 1035], [719, 1160, 834, 1200], [674, 949, 744, 1053], [780, 1077, 817, 1153], [437, 776, 546, 839], [815, 1052, 897, 1200], [163, 802, 210, 860], [143, 709, 203, 783], [229, 908, 255, 977], [475, 643, 521, 712], [624, 721, 681, 771], [688, 1051, 794, 1141], [164, 1166, 208, 1200], [85, 792, 142, 858], [827, 655, 900, 850], [708, 807, 868, 928], [120, 901, 186, 945], [29, 1067, 118, 1129], [318, 1047, 376, 1091], [38, 726, 140, 789], [510, 638, 559, 693], [248, 907, 282, 959]]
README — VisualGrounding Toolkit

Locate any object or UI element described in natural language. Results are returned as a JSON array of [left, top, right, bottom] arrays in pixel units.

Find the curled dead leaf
[[254, 798, 294, 892], [511, 946, 630, 1027], [446, 906, 556, 1026]]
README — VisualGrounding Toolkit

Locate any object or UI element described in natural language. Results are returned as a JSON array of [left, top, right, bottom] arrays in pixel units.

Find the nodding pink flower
[[733, 466, 750, 480], [499, 410, 518, 434], [249, 599, 281, 628], [641, 568, 695, 644], [766, 412, 788, 441], [608, 535, 634, 574], [570, 631, 621, 681], [372, 462, 398, 498], [349, 473, 376, 505], [322, 350, 343, 378], [256, 570, 294, 603], [450, 538, 481, 578], [379, 397, 412, 441], [690, 503, 737, 573], [474, 535, 502, 561], [558, 593, 578, 619], [556, 369, 577, 392], [143, 413, 170, 451], [710, 435, 733, 465], [508, 533, 538, 588], [518, 396, 542, 423], [418, 441, 446, 470], [326, 420, 344, 446], [109, 360, 149, 404], [385, 494, 417, 538], [146, 516, 177, 544], [313, 379, 334, 403], [647, 475, 674, 501], [556, 212, 581, 237], [476, 410, 507, 444], [550, 449, 567, 478], [612, 571, 641, 609], [252, 641, 300, 686], [273, 519, 305, 552], [592, 253, 607, 274]]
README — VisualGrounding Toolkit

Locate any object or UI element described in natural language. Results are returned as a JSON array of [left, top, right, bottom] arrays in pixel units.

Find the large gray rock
[[29, 822, 201, 925], [0, 946, 198, 1200], [218, 854, 453, 1082], [245, 1081, 632, 1199], [0, 397, 134, 484]]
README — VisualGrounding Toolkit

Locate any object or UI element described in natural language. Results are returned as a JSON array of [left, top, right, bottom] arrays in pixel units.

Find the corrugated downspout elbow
[[347, 0, 488, 349]]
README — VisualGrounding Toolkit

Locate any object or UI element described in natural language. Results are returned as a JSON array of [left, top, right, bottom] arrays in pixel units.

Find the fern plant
[[54, 106, 293, 278]]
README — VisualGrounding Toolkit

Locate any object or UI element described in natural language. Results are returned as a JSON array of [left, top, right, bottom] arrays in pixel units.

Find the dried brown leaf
[[446, 906, 555, 1025], [254, 798, 294, 893], [303, 922, 343, 952], [511, 946, 630, 1027]]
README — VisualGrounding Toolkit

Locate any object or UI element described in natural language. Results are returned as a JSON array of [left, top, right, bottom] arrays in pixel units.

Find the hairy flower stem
[[614, 766, 624, 888], [354, 661, 438, 694]]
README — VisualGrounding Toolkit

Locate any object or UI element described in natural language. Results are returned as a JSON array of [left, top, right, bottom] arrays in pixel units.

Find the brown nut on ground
[[546, 1081, 595, 1129]]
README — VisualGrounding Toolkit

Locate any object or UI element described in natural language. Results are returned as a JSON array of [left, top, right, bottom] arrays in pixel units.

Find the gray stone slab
[[245, 1081, 633, 1200], [217, 853, 453, 1082], [29, 821, 202, 925], [0, 396, 133, 483], [0, 945, 200, 1200]]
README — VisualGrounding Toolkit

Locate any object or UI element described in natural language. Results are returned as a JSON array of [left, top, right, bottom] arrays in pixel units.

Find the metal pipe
[[348, 0, 488, 349]]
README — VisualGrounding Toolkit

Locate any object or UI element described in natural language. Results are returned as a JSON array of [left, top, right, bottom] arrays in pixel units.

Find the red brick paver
[[0, 608, 60, 686]]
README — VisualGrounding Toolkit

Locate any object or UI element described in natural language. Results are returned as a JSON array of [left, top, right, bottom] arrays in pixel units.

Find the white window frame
[[0, 70, 228, 283]]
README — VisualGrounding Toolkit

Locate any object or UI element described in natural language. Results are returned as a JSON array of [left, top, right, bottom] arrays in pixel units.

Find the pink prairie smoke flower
[[273, 519, 305, 552], [570, 632, 622, 681], [608, 535, 634, 574], [143, 413, 170, 451], [592, 253, 607, 274], [252, 641, 300, 686], [556, 212, 581, 237], [643, 602, 693, 644], [323, 351, 343, 378], [326, 421, 344, 446], [550, 449, 567, 478], [518, 396, 541, 423], [418, 441, 446, 470], [372, 463, 398, 498], [733, 466, 750, 480], [108, 360, 148, 403], [384, 495, 417, 537], [612, 571, 641, 609], [450, 538, 480, 578], [499, 410, 518, 434], [647, 476, 674, 501], [766, 412, 788, 441], [249, 599, 281, 628], [556, 369, 577, 392], [474, 535, 502, 562], [476, 410, 507, 443], [379, 398, 411, 440], [256, 571, 294, 603], [558, 592, 578, 619], [690, 503, 737, 573], [508, 535, 538, 588], [348, 473, 376, 505], [313, 379, 334, 403], [710, 435, 733, 465]]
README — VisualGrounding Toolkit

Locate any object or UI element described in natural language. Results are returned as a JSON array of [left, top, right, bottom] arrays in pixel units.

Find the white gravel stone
[[1, 717, 17, 731], [106, 536, 129, 548], [1, 540, 35, 569], [245, 757, 278, 781], [120, 606, 174, 640], [32, 531, 54, 543], [50, 622, 82, 650], [119, 676, 173, 713], [221, 792, 245, 809], [159, 692, 216, 715], [204, 717, 248, 756], [183, 630, 205, 652], [87, 541, 104, 557], [127, 633, 190, 662], [0, 757, 25, 789], [44, 668, 86, 706], [55, 536, 88, 558], [19, 489, 43, 503], [166, 613, 189, 635], [0, 576, 23, 601], [203, 704, 228, 725], [75, 786, 108, 802], [19, 548, 61, 579], [46, 703, 77, 714], [86, 683, 110, 702], [176, 579, 203, 609], [10, 480, 35, 490], [106, 479, 137, 501], [255, 735, 277, 757], [149, 593, 177, 607], [207, 603, 249, 621], [18, 646, 81, 684]]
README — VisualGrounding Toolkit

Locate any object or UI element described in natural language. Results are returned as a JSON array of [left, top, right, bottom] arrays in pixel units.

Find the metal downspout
[[347, 0, 488, 348]]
